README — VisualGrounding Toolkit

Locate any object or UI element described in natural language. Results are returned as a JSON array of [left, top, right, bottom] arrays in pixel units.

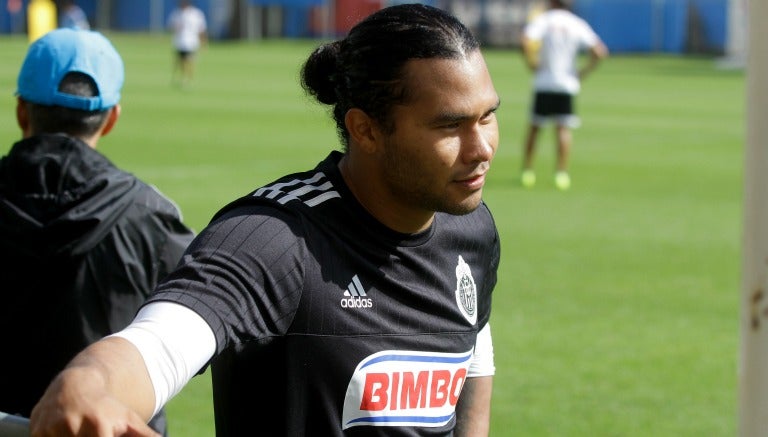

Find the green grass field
[[0, 32, 744, 435]]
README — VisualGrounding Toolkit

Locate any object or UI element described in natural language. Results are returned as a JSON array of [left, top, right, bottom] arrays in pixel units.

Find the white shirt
[[524, 9, 599, 94], [168, 6, 207, 52]]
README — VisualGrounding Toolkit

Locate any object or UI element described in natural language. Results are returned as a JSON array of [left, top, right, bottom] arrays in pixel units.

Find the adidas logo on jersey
[[342, 274, 373, 309]]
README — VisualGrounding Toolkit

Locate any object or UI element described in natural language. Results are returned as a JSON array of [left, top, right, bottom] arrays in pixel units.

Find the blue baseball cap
[[16, 28, 124, 111]]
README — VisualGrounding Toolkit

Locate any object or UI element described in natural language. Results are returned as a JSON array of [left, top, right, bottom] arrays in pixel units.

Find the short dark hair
[[300, 4, 480, 150], [25, 72, 110, 137]]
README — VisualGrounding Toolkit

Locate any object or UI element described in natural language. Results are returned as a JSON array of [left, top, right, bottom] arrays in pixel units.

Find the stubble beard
[[382, 145, 483, 217]]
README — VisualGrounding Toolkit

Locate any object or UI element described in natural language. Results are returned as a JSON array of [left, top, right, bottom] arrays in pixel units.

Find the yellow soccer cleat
[[555, 171, 571, 191], [521, 169, 536, 188]]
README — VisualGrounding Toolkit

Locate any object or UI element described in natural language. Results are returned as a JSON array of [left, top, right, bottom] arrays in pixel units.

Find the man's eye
[[480, 112, 496, 124]]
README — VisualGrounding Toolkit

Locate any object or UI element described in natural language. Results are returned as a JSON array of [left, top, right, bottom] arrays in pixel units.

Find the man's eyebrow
[[429, 99, 501, 125], [430, 111, 470, 125], [486, 99, 502, 114]]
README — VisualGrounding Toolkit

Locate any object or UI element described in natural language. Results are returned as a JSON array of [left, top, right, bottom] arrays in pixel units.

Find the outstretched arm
[[455, 375, 493, 437], [30, 302, 216, 437], [30, 337, 159, 437]]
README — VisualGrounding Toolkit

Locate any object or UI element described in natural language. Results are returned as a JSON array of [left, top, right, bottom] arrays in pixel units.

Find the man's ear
[[99, 104, 121, 137], [16, 98, 31, 135], [344, 108, 380, 154]]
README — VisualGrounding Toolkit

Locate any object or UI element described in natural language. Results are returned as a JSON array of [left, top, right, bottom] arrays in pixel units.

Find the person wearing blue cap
[[0, 28, 194, 436]]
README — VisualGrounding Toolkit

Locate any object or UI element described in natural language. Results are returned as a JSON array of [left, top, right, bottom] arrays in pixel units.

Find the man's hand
[[29, 337, 159, 437], [30, 367, 159, 437]]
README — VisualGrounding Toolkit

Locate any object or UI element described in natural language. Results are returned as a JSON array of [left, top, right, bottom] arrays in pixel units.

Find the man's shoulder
[[188, 6, 206, 21], [117, 174, 186, 220], [214, 156, 342, 222], [554, 9, 592, 29]]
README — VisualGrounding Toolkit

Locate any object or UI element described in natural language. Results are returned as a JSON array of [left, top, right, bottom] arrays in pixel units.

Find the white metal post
[[739, 0, 768, 435]]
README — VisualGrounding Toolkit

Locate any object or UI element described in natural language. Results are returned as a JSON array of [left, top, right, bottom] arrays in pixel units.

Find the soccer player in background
[[520, 0, 608, 190], [0, 28, 194, 436], [58, 0, 90, 30], [30, 4, 500, 436], [167, 0, 207, 87]]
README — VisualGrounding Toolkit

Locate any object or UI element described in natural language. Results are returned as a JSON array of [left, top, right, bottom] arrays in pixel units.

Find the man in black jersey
[[31, 4, 501, 436]]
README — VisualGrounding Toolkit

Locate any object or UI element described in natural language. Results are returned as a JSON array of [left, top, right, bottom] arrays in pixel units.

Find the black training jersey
[[148, 151, 500, 436]]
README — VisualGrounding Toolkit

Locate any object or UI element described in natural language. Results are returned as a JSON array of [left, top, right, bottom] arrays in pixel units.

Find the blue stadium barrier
[[0, 0, 728, 53], [250, 0, 325, 4], [575, 0, 726, 53], [689, 0, 727, 52]]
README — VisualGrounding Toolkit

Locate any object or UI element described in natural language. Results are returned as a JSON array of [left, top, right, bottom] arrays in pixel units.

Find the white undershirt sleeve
[[109, 301, 216, 417], [468, 322, 495, 377]]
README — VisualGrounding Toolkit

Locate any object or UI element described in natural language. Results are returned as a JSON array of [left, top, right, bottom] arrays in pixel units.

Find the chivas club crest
[[455, 255, 477, 325]]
